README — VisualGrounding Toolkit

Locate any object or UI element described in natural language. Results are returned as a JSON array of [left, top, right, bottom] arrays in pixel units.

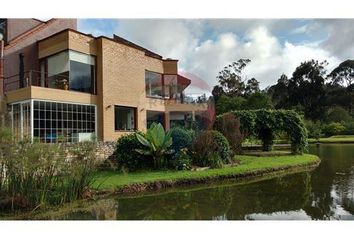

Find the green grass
[[308, 135, 354, 143], [91, 154, 319, 190]]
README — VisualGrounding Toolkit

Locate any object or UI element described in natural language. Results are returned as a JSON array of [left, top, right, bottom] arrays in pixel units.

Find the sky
[[78, 19, 354, 93]]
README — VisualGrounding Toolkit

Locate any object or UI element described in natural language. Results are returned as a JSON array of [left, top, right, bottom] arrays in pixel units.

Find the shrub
[[343, 121, 354, 135], [136, 123, 173, 169], [322, 122, 346, 137], [326, 106, 352, 123], [170, 127, 194, 154], [214, 113, 243, 154], [192, 130, 231, 167], [305, 120, 322, 139], [170, 148, 192, 170], [0, 131, 99, 211], [115, 133, 152, 171], [208, 153, 224, 169]]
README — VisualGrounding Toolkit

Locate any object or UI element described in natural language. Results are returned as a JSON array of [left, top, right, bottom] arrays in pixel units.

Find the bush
[[115, 133, 152, 171], [192, 130, 232, 167], [214, 113, 243, 154], [326, 106, 352, 123], [170, 127, 194, 154], [208, 153, 224, 169], [343, 121, 354, 135], [322, 122, 346, 137], [170, 148, 192, 170], [305, 120, 322, 139], [0, 130, 99, 211]]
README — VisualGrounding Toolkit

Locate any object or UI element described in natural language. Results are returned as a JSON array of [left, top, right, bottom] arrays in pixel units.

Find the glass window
[[146, 111, 165, 129], [145, 70, 163, 98], [33, 100, 96, 143], [163, 75, 178, 99], [9, 101, 31, 140], [115, 106, 136, 131], [45, 50, 96, 94]]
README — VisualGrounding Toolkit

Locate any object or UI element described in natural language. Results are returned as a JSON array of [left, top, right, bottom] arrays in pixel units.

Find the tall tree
[[267, 74, 289, 109], [328, 59, 354, 86], [216, 59, 251, 97], [288, 60, 328, 120], [244, 77, 260, 96]]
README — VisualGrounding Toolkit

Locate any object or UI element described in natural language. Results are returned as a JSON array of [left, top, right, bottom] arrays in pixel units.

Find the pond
[[32, 144, 354, 220]]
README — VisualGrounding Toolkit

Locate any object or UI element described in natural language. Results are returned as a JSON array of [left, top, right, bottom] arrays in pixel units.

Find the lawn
[[308, 135, 354, 143], [91, 154, 319, 190]]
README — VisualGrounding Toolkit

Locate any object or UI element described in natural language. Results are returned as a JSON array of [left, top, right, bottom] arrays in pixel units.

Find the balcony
[[3, 70, 96, 95]]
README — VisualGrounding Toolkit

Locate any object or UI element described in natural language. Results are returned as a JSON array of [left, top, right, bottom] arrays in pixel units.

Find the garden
[[0, 109, 319, 215]]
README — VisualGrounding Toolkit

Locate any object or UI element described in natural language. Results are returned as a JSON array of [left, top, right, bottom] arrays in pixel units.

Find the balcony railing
[[164, 92, 214, 105], [3, 70, 96, 94], [3, 70, 69, 93]]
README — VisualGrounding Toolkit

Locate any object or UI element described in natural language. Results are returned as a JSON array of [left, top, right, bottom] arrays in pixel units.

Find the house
[[0, 19, 213, 142]]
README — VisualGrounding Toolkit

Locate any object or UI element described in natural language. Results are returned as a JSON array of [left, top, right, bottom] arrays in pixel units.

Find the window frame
[[114, 105, 137, 132], [145, 70, 164, 99], [39, 49, 97, 95]]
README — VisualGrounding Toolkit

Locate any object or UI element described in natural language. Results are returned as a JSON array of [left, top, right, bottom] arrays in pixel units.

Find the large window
[[145, 70, 163, 98], [8, 101, 31, 140], [33, 101, 96, 143], [146, 111, 165, 128], [45, 50, 96, 94], [115, 106, 136, 131]]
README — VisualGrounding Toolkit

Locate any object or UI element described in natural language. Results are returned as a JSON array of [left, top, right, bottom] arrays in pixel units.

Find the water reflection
[[59, 144, 354, 220]]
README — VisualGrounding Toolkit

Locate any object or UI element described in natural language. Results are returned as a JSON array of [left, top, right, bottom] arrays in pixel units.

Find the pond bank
[[308, 135, 354, 144], [92, 154, 320, 195]]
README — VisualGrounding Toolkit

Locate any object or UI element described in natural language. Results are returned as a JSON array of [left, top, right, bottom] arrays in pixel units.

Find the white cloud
[[104, 20, 344, 91]]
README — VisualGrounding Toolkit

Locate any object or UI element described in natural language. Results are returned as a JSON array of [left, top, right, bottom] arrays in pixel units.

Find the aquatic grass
[[91, 154, 319, 190], [0, 129, 99, 211]]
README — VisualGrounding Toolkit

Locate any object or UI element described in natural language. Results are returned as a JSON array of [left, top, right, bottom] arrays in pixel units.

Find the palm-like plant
[[136, 123, 173, 169]]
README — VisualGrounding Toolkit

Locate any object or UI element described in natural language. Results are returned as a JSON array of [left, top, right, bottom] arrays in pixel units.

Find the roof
[[113, 34, 162, 59], [38, 28, 171, 61]]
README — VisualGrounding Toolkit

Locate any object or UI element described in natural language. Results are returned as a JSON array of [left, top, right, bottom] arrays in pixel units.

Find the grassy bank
[[91, 154, 320, 193], [308, 135, 354, 143]]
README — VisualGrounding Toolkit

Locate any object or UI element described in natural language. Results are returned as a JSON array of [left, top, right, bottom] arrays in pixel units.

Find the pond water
[[43, 144, 354, 220]]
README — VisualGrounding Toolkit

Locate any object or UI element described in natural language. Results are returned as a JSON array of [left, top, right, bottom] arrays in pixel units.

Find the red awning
[[177, 74, 191, 90]]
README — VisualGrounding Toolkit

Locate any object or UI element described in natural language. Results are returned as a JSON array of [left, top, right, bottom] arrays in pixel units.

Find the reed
[[0, 128, 99, 211]]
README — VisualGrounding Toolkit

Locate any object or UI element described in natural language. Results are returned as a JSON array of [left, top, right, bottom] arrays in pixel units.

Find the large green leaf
[[136, 133, 151, 148], [155, 123, 166, 146]]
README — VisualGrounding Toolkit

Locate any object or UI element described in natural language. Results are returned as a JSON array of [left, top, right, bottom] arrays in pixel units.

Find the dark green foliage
[[322, 122, 345, 137], [228, 109, 308, 154], [215, 95, 246, 115], [208, 153, 224, 169], [170, 148, 192, 170], [216, 59, 251, 97], [214, 112, 243, 154], [170, 127, 194, 153], [192, 130, 232, 167], [243, 92, 273, 110], [305, 120, 322, 139], [328, 59, 354, 86], [115, 133, 152, 171], [325, 106, 352, 123], [343, 121, 354, 135], [136, 123, 173, 169]]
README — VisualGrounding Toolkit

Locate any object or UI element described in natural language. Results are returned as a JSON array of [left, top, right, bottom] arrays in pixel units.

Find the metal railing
[[4, 70, 68, 93], [3, 70, 96, 94]]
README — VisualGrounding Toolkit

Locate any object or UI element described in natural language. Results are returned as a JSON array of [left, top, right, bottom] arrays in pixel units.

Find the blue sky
[[78, 19, 354, 92]]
